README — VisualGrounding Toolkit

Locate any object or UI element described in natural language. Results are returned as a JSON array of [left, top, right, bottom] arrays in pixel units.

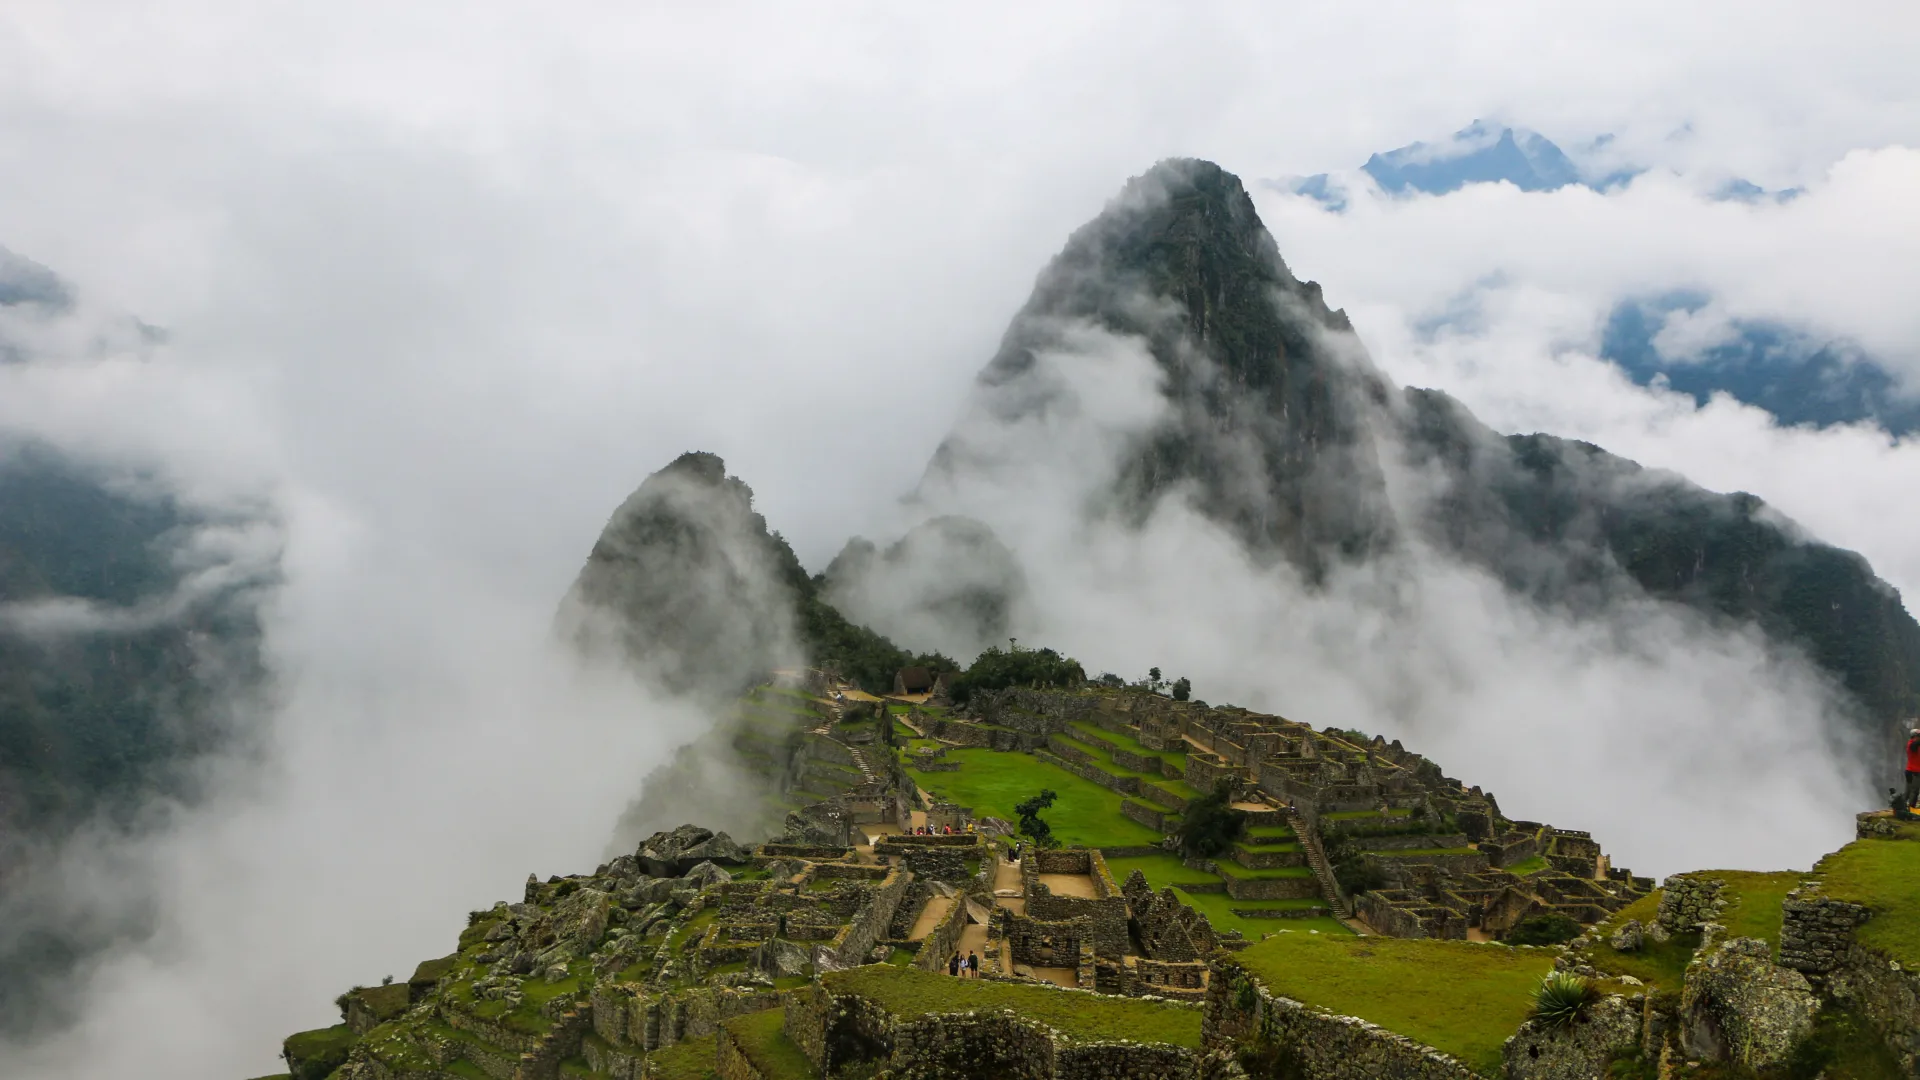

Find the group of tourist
[[947, 950, 981, 977], [909, 822, 975, 836]]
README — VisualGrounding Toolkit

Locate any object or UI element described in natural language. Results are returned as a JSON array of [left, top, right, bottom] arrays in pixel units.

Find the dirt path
[[908, 895, 953, 942], [1026, 966, 1078, 987]]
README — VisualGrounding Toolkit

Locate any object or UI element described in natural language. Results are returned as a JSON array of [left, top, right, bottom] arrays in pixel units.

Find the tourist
[[948, 952, 961, 976], [1906, 726, 1920, 809], [967, 950, 980, 978]]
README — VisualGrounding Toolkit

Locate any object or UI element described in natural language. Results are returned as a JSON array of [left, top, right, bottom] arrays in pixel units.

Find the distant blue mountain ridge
[[1275, 122, 1906, 433], [1600, 293, 1919, 435], [1281, 119, 1799, 207]]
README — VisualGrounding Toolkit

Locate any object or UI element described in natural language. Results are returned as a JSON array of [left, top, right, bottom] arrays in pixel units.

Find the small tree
[[1170, 677, 1191, 701], [1508, 913, 1582, 946], [1015, 789, 1059, 849], [1148, 666, 1163, 691], [1175, 780, 1248, 858]]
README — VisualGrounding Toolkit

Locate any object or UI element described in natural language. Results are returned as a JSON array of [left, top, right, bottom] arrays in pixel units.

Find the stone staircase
[[847, 746, 879, 785], [1287, 806, 1353, 919]]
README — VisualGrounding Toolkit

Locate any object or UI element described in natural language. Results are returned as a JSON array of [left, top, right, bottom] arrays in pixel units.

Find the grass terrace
[[647, 1034, 718, 1080], [1236, 934, 1556, 1075], [723, 1009, 819, 1079], [1323, 808, 1414, 822], [1213, 859, 1313, 882], [906, 748, 1161, 848], [1067, 721, 1188, 770], [1705, 870, 1805, 951], [1503, 856, 1549, 877], [824, 965, 1203, 1048], [1171, 888, 1351, 939], [1104, 853, 1221, 890], [1585, 889, 1697, 988], [1818, 822, 1920, 969]]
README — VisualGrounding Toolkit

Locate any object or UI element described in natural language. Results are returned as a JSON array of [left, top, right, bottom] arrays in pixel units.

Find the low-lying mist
[[911, 313, 1867, 880]]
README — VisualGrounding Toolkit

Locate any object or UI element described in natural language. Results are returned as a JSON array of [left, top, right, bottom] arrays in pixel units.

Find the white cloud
[[0, 2, 1916, 1074]]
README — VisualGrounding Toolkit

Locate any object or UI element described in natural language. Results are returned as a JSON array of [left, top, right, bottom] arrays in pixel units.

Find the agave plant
[[1532, 970, 1600, 1030]]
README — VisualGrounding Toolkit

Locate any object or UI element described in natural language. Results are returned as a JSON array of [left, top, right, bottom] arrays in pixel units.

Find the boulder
[[1609, 919, 1644, 953], [638, 823, 720, 876], [1679, 936, 1819, 1071], [683, 860, 732, 889], [682, 831, 751, 866], [1503, 993, 1642, 1080]]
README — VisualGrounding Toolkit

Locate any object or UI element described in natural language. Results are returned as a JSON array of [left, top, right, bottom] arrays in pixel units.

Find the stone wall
[[902, 845, 974, 883], [1111, 746, 1174, 777], [786, 978, 1202, 1079], [1205, 956, 1480, 1080], [714, 1024, 763, 1080], [1501, 994, 1643, 1080], [1223, 874, 1321, 901], [1778, 888, 1871, 974], [1656, 876, 1727, 932], [1121, 799, 1168, 832]]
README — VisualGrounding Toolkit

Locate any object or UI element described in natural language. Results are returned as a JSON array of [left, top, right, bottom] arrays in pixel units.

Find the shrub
[[949, 644, 1084, 704], [1326, 840, 1385, 895], [1015, 789, 1058, 849], [1171, 677, 1191, 701], [1532, 971, 1599, 1030], [1508, 913, 1582, 946], [1176, 780, 1249, 858]]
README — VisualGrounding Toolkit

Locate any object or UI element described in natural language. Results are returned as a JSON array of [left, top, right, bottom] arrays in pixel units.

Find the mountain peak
[[927, 159, 1393, 572]]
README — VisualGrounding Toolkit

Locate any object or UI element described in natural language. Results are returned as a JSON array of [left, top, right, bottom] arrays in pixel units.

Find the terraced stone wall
[[1656, 876, 1727, 932], [785, 980, 1199, 1079], [1205, 956, 1480, 1080]]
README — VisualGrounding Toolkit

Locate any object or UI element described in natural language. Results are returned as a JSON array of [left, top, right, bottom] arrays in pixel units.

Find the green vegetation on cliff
[[1236, 934, 1556, 1074], [905, 747, 1160, 848], [824, 965, 1203, 1048], [1819, 828, 1920, 968]]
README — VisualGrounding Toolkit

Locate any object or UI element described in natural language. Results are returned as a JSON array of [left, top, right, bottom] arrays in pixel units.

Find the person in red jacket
[[1905, 727, 1920, 810]]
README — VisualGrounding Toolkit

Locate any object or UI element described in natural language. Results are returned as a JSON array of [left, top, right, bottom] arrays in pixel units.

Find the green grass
[[1247, 825, 1297, 841], [1170, 888, 1352, 939], [1237, 934, 1555, 1074], [283, 1024, 358, 1076], [1819, 829, 1920, 968], [1068, 721, 1187, 769], [825, 966, 1202, 1048], [1213, 860, 1312, 881], [1364, 847, 1479, 857], [1104, 853, 1221, 890], [907, 748, 1161, 848], [723, 1009, 818, 1079], [646, 1034, 718, 1080], [665, 910, 717, 953], [1324, 809, 1412, 821], [1584, 890, 1697, 988], [1698, 870, 1804, 951], [1236, 840, 1303, 854], [1503, 856, 1549, 877]]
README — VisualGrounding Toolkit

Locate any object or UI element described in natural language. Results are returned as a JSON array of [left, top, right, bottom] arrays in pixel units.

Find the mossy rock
[[283, 1024, 357, 1080]]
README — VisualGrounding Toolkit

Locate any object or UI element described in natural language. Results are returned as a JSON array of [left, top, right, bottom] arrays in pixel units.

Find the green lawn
[[1584, 889, 1697, 988], [1236, 934, 1554, 1074], [1068, 720, 1187, 769], [1503, 856, 1549, 877], [825, 966, 1202, 1048], [1214, 860, 1312, 881], [907, 749, 1162, 848], [1699, 870, 1804, 951], [1247, 825, 1298, 841], [723, 1009, 818, 1078], [1105, 853, 1221, 890], [1170, 889, 1350, 939], [647, 1034, 718, 1080], [1819, 828, 1920, 969]]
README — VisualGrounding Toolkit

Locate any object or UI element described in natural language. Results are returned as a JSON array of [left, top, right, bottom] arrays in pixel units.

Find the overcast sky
[[2, 3, 1918, 1075]]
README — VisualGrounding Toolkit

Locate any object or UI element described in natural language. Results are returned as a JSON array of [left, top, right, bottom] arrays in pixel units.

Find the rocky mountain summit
[[917, 157, 1919, 752]]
